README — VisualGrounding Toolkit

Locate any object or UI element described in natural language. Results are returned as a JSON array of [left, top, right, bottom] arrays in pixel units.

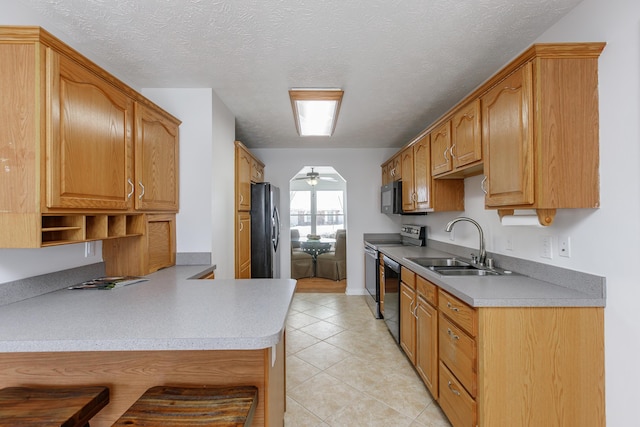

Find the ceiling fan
[[293, 168, 337, 186]]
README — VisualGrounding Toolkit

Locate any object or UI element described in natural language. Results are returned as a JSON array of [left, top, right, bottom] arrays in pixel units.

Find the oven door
[[364, 245, 382, 318]]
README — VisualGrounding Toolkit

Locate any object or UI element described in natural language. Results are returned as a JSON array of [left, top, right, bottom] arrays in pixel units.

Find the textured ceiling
[[20, 0, 583, 149]]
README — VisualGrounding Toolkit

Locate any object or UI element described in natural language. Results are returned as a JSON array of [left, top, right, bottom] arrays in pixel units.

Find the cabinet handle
[[447, 302, 460, 312], [412, 302, 418, 319], [412, 192, 417, 201], [443, 147, 449, 162], [127, 178, 134, 199], [447, 328, 460, 340], [448, 381, 461, 396], [239, 222, 244, 232], [481, 176, 488, 195], [450, 144, 456, 159], [138, 181, 145, 200], [409, 300, 414, 314], [239, 194, 244, 204]]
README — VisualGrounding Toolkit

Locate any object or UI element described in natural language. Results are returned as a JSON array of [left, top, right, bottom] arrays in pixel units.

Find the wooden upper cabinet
[[389, 155, 402, 181], [400, 147, 415, 212], [47, 49, 134, 210], [481, 43, 604, 224], [0, 27, 181, 248], [235, 143, 252, 211], [134, 102, 180, 211], [251, 158, 264, 183], [481, 63, 534, 207], [413, 135, 431, 210], [430, 121, 452, 176], [451, 100, 482, 170], [381, 162, 390, 186]]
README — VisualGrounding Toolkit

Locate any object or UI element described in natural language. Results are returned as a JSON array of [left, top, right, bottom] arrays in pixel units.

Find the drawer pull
[[447, 328, 459, 340], [447, 302, 460, 312], [448, 381, 461, 396]]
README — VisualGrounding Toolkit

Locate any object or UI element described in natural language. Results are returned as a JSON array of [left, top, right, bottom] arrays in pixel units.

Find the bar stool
[[0, 385, 110, 427], [113, 385, 258, 426]]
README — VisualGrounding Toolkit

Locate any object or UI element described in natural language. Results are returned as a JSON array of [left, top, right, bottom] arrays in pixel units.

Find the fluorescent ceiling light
[[289, 89, 344, 136]]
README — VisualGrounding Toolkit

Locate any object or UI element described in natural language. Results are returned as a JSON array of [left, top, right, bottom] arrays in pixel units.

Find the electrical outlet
[[559, 236, 571, 258], [540, 236, 553, 259], [84, 241, 96, 258], [505, 235, 513, 251]]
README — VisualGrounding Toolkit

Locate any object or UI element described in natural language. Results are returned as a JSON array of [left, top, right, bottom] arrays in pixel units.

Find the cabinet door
[[416, 297, 438, 399], [413, 135, 431, 210], [482, 63, 534, 207], [400, 282, 417, 364], [400, 147, 415, 212], [236, 212, 251, 278], [251, 158, 264, 183], [430, 121, 452, 176], [236, 146, 252, 211], [390, 155, 402, 181], [381, 163, 389, 186], [134, 103, 179, 211], [47, 50, 133, 210], [452, 100, 482, 169]]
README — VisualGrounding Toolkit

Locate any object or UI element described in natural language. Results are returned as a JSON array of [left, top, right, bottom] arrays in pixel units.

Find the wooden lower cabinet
[[439, 361, 477, 427], [476, 306, 605, 426], [236, 212, 251, 279], [399, 282, 417, 363], [398, 276, 604, 427], [402, 271, 439, 399], [415, 295, 438, 398]]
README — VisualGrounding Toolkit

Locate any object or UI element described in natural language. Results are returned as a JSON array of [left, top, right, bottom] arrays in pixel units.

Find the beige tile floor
[[285, 293, 452, 427]]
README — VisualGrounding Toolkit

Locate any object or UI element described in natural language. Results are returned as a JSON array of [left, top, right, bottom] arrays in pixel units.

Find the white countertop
[[377, 245, 605, 308], [0, 266, 297, 353]]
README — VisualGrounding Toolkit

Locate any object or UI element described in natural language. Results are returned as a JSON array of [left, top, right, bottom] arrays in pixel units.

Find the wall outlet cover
[[559, 236, 571, 257], [540, 235, 553, 259]]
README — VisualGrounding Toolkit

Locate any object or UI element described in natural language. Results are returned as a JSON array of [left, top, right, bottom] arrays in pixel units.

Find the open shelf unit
[[41, 214, 144, 247]]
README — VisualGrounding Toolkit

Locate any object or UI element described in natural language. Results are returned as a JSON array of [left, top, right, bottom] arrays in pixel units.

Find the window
[[290, 189, 344, 238]]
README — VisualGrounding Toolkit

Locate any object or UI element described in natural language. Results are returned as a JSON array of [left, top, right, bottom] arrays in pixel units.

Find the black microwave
[[381, 181, 402, 214]]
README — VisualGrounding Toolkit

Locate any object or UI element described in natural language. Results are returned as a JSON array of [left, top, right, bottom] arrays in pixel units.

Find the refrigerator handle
[[272, 206, 281, 252]]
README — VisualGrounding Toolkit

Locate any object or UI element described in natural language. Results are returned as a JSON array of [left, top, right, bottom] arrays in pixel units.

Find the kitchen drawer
[[439, 289, 477, 337], [401, 266, 416, 289], [416, 275, 437, 306], [439, 312, 477, 397], [438, 361, 477, 427]]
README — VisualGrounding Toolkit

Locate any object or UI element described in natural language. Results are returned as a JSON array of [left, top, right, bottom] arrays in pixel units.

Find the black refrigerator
[[250, 183, 281, 278]]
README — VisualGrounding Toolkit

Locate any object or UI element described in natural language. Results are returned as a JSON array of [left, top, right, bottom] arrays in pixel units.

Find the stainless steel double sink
[[405, 257, 507, 276]]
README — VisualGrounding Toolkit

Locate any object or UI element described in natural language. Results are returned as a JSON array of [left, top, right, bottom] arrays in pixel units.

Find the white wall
[[402, 0, 639, 424], [210, 92, 236, 279], [252, 148, 400, 295], [143, 89, 236, 279]]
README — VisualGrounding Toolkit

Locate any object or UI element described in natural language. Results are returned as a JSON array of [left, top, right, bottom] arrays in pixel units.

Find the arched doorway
[[290, 166, 347, 292]]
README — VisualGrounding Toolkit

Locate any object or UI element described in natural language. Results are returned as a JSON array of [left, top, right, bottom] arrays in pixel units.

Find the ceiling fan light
[[289, 89, 343, 137], [307, 177, 318, 186]]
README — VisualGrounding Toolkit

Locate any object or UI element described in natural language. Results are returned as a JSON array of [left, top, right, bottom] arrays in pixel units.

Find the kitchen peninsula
[[0, 266, 295, 427]]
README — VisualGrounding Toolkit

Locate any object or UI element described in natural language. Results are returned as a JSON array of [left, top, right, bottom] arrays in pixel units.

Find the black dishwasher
[[382, 255, 401, 343]]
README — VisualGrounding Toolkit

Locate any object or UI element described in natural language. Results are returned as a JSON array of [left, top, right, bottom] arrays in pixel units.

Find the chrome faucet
[[445, 217, 486, 266]]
